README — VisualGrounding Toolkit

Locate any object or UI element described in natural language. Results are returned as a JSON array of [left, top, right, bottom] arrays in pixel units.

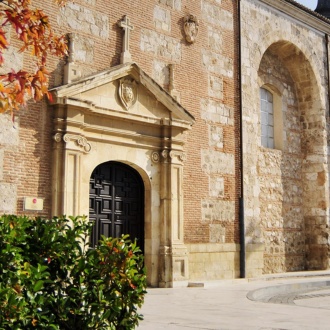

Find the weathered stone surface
[[208, 75, 223, 100], [283, 179, 303, 205], [201, 99, 234, 125], [281, 155, 302, 179], [202, 200, 235, 222], [241, 0, 330, 274], [83, 0, 96, 5], [258, 149, 282, 176], [0, 115, 19, 146], [209, 125, 223, 148], [152, 60, 170, 87], [209, 224, 225, 243], [282, 205, 304, 229], [202, 49, 233, 78], [285, 131, 301, 154], [141, 29, 181, 61], [58, 3, 109, 39], [159, 0, 181, 10], [263, 254, 305, 274], [70, 34, 95, 63], [259, 175, 283, 202], [202, 1, 233, 31], [208, 26, 223, 52], [154, 5, 171, 32], [209, 177, 224, 197], [0, 183, 17, 214], [0, 149, 3, 181], [201, 150, 235, 174], [0, 46, 23, 74], [187, 243, 240, 280]]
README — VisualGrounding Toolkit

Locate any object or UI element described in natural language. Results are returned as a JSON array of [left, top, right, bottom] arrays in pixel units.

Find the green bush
[[0, 215, 147, 329]]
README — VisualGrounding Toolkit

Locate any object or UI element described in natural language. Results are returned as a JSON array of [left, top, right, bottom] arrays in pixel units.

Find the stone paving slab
[[294, 288, 330, 309], [137, 274, 330, 330]]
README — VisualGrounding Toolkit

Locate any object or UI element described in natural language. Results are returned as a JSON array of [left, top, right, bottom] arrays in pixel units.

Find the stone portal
[[50, 62, 195, 287]]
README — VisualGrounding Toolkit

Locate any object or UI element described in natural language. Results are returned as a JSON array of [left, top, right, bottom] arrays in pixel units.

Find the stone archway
[[257, 41, 329, 273]]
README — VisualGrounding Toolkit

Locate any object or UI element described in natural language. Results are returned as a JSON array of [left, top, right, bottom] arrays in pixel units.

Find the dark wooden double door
[[89, 161, 144, 251]]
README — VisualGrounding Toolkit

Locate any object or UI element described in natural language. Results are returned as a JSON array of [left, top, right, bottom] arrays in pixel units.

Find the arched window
[[260, 87, 274, 148]]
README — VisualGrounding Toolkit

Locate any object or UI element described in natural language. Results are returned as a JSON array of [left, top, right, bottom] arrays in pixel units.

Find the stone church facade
[[0, 0, 330, 287]]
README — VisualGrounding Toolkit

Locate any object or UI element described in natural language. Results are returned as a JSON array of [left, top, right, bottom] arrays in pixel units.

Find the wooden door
[[89, 161, 144, 251]]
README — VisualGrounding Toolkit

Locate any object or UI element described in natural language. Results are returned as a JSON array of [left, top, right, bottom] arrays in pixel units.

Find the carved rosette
[[119, 77, 137, 110], [151, 151, 160, 163], [62, 134, 92, 153], [183, 14, 199, 43], [53, 133, 62, 143]]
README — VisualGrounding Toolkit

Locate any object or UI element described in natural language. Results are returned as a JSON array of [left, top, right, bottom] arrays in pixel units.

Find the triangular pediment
[[50, 62, 195, 127]]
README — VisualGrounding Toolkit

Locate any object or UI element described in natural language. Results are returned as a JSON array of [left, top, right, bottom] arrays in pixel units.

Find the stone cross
[[118, 16, 134, 64]]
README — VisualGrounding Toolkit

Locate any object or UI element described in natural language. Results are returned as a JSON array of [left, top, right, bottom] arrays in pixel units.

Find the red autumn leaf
[[0, 82, 11, 95], [0, 0, 69, 113], [0, 29, 9, 50], [46, 90, 53, 103]]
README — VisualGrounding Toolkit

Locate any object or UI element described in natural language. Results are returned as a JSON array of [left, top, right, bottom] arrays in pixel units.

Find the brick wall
[[0, 0, 240, 247]]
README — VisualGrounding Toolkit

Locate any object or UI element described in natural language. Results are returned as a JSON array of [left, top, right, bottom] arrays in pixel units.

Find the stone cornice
[[258, 0, 330, 34], [55, 96, 193, 131]]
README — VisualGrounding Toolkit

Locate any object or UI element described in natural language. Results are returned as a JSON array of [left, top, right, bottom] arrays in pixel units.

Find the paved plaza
[[137, 271, 330, 330]]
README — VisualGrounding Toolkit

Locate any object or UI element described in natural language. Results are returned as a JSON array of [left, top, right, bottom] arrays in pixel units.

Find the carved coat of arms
[[183, 14, 199, 43], [119, 78, 137, 110]]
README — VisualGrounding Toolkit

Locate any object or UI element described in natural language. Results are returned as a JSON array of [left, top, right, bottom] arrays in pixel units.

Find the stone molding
[[151, 150, 186, 163]]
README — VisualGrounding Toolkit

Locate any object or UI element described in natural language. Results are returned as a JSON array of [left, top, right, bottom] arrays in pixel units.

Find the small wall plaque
[[24, 197, 44, 211]]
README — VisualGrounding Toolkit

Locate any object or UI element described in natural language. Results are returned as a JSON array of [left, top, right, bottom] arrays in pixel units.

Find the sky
[[295, 0, 317, 10]]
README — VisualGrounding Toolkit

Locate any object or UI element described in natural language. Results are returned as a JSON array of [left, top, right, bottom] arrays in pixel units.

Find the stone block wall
[[241, 0, 330, 276], [190, 0, 239, 252], [258, 49, 305, 273], [187, 243, 240, 280]]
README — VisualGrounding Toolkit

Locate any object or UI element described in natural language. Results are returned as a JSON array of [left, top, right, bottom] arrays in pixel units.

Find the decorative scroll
[[63, 134, 92, 153], [170, 150, 186, 162]]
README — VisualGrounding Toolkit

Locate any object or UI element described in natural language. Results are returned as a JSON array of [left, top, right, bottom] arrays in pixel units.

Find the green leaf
[[33, 280, 44, 292]]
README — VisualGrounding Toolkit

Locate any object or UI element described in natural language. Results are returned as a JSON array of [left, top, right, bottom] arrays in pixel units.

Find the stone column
[[52, 132, 91, 217], [158, 144, 189, 287]]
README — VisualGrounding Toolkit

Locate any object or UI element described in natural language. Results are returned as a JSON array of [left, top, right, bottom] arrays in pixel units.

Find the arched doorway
[[89, 161, 145, 251]]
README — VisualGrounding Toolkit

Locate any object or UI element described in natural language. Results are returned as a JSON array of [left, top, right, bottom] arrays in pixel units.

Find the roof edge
[[259, 0, 330, 34]]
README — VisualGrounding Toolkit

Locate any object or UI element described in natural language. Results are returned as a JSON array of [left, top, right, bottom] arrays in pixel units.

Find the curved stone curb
[[247, 280, 330, 304]]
